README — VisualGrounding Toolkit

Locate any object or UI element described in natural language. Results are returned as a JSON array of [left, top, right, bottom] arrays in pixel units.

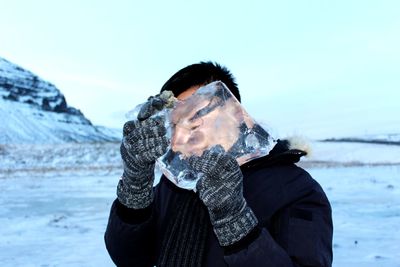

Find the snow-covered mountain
[[0, 57, 120, 144]]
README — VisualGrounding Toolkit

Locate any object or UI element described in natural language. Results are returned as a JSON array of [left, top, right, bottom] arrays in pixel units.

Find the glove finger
[[123, 121, 166, 147], [139, 136, 169, 161], [128, 135, 168, 155], [138, 98, 163, 121], [123, 117, 163, 136], [124, 124, 166, 146], [192, 152, 240, 196], [188, 150, 224, 174], [122, 117, 164, 137], [124, 137, 168, 158], [121, 142, 157, 173], [123, 120, 140, 137], [195, 165, 242, 209], [200, 147, 238, 172], [141, 148, 167, 163], [120, 143, 141, 172]]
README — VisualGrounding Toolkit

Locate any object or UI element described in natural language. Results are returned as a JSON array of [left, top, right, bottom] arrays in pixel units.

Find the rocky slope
[[0, 57, 119, 144]]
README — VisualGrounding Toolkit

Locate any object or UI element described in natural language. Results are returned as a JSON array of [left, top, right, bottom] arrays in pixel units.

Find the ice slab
[[156, 81, 275, 190]]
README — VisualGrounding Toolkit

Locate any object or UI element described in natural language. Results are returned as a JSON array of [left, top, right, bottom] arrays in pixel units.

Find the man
[[105, 62, 333, 267]]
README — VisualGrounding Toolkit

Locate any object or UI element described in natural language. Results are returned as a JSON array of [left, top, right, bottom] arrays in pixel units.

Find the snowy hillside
[[0, 57, 120, 144]]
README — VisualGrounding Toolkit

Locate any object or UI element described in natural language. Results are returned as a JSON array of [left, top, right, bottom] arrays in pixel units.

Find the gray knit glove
[[188, 147, 258, 246], [117, 116, 168, 209]]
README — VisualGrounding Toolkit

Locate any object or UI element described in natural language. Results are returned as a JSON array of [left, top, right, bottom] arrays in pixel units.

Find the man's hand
[[188, 147, 258, 246], [117, 116, 168, 209], [137, 91, 175, 121]]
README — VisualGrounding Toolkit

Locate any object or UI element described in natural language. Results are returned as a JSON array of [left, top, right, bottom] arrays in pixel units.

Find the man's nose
[[171, 125, 190, 151]]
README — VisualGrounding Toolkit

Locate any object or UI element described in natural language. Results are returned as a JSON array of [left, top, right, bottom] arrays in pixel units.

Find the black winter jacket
[[105, 140, 333, 266]]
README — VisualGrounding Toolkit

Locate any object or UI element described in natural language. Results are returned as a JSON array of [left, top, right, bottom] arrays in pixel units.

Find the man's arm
[[223, 177, 333, 267], [104, 199, 157, 267], [189, 147, 332, 266], [104, 95, 169, 267]]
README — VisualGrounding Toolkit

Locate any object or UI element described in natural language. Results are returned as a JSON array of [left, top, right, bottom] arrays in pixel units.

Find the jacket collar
[[241, 139, 307, 170]]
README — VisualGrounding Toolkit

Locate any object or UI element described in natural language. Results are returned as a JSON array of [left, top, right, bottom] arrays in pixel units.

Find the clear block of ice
[[156, 81, 276, 190]]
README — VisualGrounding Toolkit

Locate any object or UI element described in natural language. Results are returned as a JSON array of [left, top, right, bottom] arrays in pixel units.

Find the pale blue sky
[[1, 0, 399, 139]]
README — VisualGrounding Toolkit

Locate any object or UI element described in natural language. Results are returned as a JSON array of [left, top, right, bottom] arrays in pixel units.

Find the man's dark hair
[[160, 61, 241, 102]]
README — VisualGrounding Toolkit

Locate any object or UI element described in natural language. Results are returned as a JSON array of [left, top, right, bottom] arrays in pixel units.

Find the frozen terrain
[[0, 142, 122, 179], [0, 174, 117, 267], [309, 166, 400, 267], [1, 141, 399, 266]]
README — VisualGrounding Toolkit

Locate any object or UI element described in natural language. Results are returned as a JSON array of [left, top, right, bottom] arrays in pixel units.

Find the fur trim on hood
[[285, 135, 312, 157]]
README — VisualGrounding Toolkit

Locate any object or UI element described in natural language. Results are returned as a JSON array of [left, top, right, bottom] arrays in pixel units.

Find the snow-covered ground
[[2, 140, 399, 179], [0, 142, 122, 179], [308, 166, 400, 267], [1, 141, 399, 266], [0, 174, 117, 267]]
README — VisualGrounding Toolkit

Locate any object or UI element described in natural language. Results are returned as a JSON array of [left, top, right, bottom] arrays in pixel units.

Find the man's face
[[170, 84, 244, 157]]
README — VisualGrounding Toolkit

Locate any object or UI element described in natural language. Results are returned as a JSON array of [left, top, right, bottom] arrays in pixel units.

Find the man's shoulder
[[243, 162, 314, 188], [244, 163, 325, 205]]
